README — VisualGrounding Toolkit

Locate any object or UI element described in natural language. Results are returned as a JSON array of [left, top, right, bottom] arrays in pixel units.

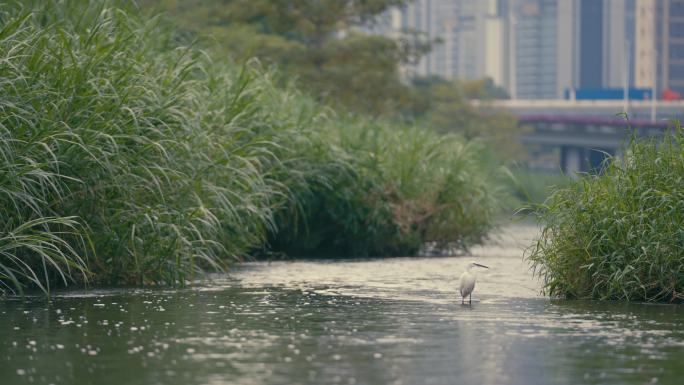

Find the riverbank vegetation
[[528, 123, 684, 302], [0, 0, 499, 294]]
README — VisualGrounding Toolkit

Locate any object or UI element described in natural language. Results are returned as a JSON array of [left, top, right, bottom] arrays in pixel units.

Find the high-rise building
[[661, 0, 684, 95], [510, 0, 575, 99], [635, 0, 684, 96], [602, 0, 636, 88], [635, 0, 658, 89], [572, 0, 636, 91], [579, 0, 604, 88], [386, 0, 506, 82]]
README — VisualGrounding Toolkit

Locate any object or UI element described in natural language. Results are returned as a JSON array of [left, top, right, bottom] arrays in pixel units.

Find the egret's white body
[[459, 261, 489, 304]]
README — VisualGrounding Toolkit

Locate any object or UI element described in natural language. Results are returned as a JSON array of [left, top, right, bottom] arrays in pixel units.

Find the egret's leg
[[469, 293, 472, 304]]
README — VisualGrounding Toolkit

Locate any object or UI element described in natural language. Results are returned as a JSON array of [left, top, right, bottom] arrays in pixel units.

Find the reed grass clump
[[0, 0, 498, 294], [270, 118, 497, 257], [0, 0, 314, 293], [528, 123, 684, 302]]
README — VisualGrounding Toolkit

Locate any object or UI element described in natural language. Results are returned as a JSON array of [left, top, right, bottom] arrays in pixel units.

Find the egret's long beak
[[473, 263, 489, 269]]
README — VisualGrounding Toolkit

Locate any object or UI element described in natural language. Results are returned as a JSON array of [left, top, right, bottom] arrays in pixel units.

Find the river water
[[2, 223, 684, 385]]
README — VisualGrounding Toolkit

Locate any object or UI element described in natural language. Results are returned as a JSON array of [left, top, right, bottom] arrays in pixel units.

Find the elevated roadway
[[472, 99, 684, 173]]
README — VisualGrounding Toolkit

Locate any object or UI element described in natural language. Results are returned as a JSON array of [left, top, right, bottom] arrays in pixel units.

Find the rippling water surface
[[2, 223, 684, 385]]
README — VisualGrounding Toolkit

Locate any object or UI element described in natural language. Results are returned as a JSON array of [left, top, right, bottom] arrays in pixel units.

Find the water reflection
[[1, 224, 683, 385]]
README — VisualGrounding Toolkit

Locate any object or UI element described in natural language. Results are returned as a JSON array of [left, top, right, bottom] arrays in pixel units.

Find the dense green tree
[[146, 0, 430, 115], [407, 76, 525, 161]]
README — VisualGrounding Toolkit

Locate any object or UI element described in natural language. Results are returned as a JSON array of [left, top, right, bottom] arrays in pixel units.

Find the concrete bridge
[[472, 99, 684, 173]]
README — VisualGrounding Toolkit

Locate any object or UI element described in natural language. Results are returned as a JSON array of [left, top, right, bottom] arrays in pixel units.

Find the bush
[[528, 123, 684, 302], [270, 118, 498, 257]]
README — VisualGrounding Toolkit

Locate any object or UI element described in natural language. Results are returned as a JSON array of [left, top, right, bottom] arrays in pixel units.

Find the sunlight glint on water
[[1, 223, 683, 385]]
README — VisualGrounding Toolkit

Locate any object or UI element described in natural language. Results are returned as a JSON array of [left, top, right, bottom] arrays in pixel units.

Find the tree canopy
[[147, 0, 429, 115]]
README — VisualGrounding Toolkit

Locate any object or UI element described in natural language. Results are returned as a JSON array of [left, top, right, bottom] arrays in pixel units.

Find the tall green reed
[[0, 1, 300, 292], [528, 122, 684, 302]]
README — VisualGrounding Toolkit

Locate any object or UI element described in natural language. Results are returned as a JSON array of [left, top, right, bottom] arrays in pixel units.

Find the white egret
[[459, 261, 489, 305]]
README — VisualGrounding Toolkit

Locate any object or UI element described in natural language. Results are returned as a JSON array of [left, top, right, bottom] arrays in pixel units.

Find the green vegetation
[[528, 123, 684, 302], [145, 0, 524, 164], [0, 0, 498, 294], [408, 76, 523, 161], [145, 0, 430, 116], [271, 120, 497, 257]]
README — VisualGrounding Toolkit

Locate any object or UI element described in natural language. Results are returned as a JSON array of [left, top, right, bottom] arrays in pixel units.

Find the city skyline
[[379, 0, 684, 100]]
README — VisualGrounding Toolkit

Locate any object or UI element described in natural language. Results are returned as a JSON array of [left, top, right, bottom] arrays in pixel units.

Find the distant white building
[[511, 0, 573, 99]]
